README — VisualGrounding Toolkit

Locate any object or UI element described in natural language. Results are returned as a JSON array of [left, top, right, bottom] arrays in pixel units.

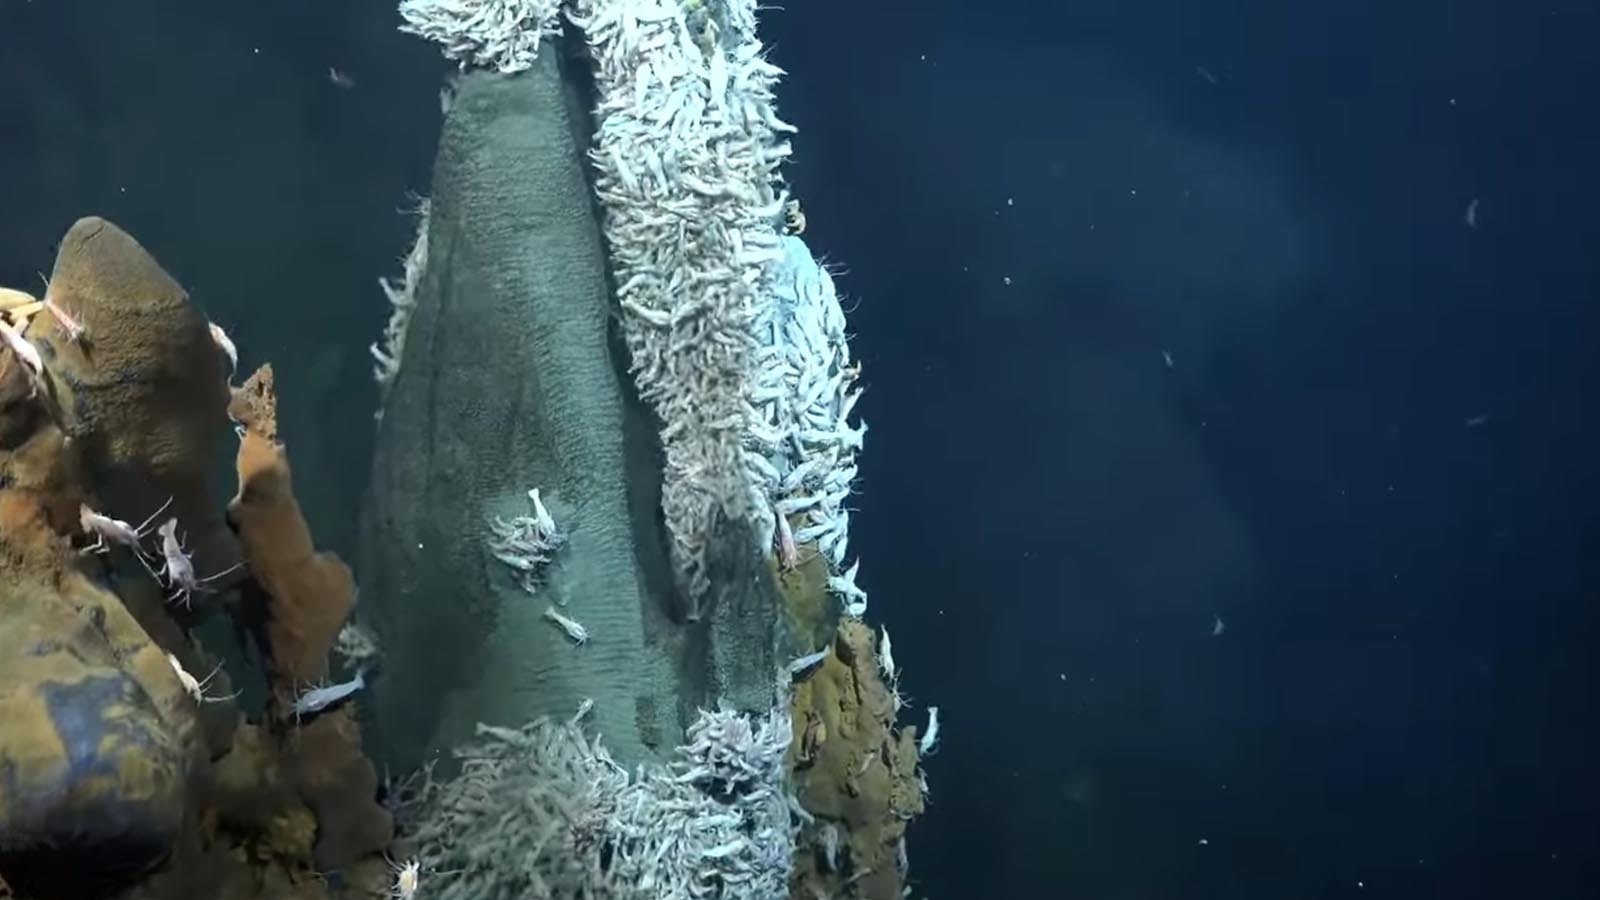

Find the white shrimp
[[543, 605, 589, 645], [818, 822, 841, 872], [387, 855, 420, 900], [290, 670, 366, 722], [157, 518, 242, 607], [0, 318, 45, 397], [79, 496, 171, 557], [919, 706, 940, 757], [167, 653, 240, 704], [209, 322, 238, 376], [786, 646, 830, 680]]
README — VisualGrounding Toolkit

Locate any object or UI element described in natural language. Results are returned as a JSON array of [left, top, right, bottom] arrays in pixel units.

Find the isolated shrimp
[[167, 653, 241, 704], [543, 605, 589, 645], [289, 670, 366, 722], [79, 496, 171, 557], [0, 318, 45, 397], [43, 298, 86, 345], [208, 322, 237, 376], [156, 518, 242, 607], [919, 706, 940, 757], [774, 509, 799, 570], [387, 856, 420, 900]]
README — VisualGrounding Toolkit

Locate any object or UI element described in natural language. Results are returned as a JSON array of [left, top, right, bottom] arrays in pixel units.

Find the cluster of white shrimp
[[398, 0, 564, 73], [570, 0, 796, 618], [410, 700, 793, 900], [746, 236, 869, 617], [166, 653, 241, 705], [486, 488, 564, 595], [371, 196, 430, 407], [78, 497, 240, 609], [570, 1, 869, 621]]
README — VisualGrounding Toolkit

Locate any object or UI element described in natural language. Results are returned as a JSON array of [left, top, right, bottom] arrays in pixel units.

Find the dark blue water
[[3, 1, 1598, 897], [770, 2, 1600, 897]]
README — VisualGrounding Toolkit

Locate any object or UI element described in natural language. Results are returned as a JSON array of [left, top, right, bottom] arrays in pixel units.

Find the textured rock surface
[[32, 216, 242, 592], [358, 51, 734, 771], [0, 374, 200, 886], [1, 219, 393, 898], [789, 620, 925, 900], [0, 653, 190, 878], [286, 709, 391, 869]]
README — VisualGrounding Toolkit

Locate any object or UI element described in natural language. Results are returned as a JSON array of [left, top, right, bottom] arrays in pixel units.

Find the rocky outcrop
[[228, 364, 356, 688], [0, 273, 203, 891], [0, 219, 392, 899], [789, 620, 926, 900], [30, 217, 243, 600], [0, 568, 201, 889]]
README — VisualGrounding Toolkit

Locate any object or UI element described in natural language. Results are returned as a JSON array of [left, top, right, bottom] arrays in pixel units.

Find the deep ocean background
[[3, 1, 1599, 897]]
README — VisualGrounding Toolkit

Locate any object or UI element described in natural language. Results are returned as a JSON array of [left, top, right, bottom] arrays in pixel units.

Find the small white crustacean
[[818, 822, 841, 872], [79, 496, 171, 557], [774, 508, 799, 570], [0, 318, 46, 397], [786, 646, 830, 680], [387, 855, 420, 900], [157, 518, 242, 608], [44, 297, 87, 346], [543, 605, 589, 645], [919, 706, 941, 757], [878, 626, 896, 683], [291, 670, 366, 722], [828, 560, 868, 618], [333, 621, 381, 667], [208, 322, 238, 376], [167, 653, 241, 704]]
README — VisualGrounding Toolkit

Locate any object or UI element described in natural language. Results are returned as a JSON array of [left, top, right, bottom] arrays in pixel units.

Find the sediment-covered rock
[[0, 219, 395, 899], [789, 620, 926, 900], [31, 216, 242, 595], [0, 364, 200, 887]]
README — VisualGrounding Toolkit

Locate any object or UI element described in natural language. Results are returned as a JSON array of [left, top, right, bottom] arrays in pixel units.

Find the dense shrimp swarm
[[413, 704, 794, 899], [570, 0, 787, 612], [399, 0, 565, 73], [573, 0, 866, 617], [747, 237, 868, 614]]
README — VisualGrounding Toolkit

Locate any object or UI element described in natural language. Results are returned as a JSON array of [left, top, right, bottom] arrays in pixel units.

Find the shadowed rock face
[[0, 575, 198, 887], [0, 673, 185, 870]]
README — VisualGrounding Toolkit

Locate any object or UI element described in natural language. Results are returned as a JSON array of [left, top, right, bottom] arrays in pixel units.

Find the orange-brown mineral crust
[[789, 619, 926, 900], [0, 353, 204, 892], [1, 221, 394, 899], [228, 364, 354, 686], [32, 216, 242, 589]]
